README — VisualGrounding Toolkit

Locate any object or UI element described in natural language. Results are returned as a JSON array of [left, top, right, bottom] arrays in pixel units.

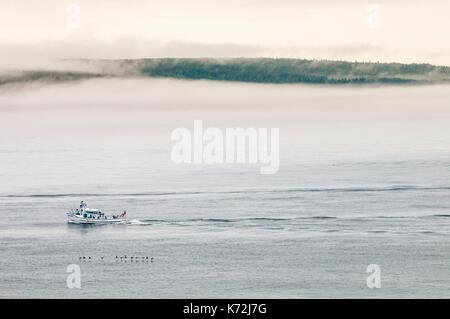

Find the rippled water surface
[[1, 80, 449, 297]]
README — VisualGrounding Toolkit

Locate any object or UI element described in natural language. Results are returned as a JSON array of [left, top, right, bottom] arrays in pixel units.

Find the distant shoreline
[[2, 58, 450, 87]]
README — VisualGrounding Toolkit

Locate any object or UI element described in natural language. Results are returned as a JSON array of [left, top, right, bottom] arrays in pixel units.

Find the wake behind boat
[[67, 201, 128, 225]]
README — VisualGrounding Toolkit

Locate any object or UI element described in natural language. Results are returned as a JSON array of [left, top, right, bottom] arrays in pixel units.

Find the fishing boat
[[67, 201, 127, 225]]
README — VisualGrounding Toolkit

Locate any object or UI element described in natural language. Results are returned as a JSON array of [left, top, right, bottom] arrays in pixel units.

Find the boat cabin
[[75, 201, 106, 219]]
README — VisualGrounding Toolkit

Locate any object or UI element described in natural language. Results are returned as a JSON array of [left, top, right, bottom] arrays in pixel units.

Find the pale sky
[[1, 0, 449, 66]]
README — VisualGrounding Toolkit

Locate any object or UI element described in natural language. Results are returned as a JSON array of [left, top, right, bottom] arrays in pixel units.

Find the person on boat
[[120, 210, 127, 218]]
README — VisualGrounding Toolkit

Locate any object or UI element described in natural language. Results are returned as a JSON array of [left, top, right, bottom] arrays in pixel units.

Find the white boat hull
[[67, 215, 127, 225]]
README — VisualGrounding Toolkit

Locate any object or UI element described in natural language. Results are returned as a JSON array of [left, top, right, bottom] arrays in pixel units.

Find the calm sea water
[[0, 80, 449, 298]]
